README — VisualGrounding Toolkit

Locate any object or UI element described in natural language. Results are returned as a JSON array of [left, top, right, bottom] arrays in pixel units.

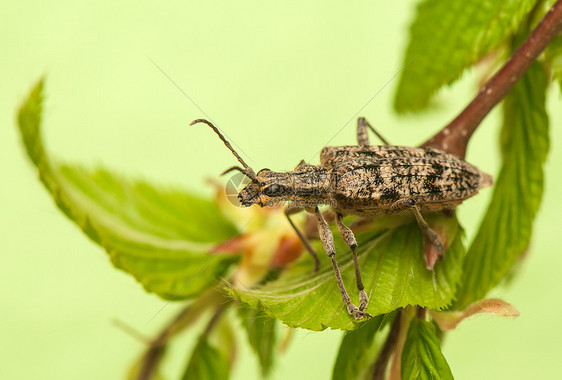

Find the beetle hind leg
[[410, 206, 446, 265], [391, 199, 446, 265], [336, 213, 369, 311], [314, 207, 370, 320]]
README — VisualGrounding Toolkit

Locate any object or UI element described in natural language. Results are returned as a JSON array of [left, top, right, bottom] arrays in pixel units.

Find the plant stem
[[136, 302, 231, 380], [372, 313, 401, 380], [136, 305, 193, 380], [417, 306, 427, 320], [202, 303, 229, 337], [422, 0, 562, 158], [135, 289, 228, 380]]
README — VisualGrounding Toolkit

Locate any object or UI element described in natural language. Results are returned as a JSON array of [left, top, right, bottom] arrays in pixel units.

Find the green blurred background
[[2, 1, 561, 379]]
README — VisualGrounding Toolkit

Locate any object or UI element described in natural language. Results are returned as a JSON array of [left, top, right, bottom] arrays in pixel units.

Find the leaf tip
[[17, 76, 47, 168]]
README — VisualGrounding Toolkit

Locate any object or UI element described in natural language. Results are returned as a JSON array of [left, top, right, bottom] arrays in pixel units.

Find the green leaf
[[182, 337, 230, 380], [455, 62, 549, 308], [401, 319, 453, 380], [332, 314, 389, 380], [17, 78, 239, 299], [229, 216, 466, 331], [238, 304, 277, 377], [544, 34, 562, 92], [394, 0, 538, 112], [17, 78, 45, 167]]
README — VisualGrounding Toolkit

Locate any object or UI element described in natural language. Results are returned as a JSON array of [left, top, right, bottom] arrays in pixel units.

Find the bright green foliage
[[230, 217, 466, 331], [238, 304, 277, 376], [17, 79, 239, 300], [394, 0, 538, 112], [182, 338, 230, 380], [401, 319, 453, 380], [13, 0, 561, 373], [455, 62, 549, 308], [332, 314, 389, 380]]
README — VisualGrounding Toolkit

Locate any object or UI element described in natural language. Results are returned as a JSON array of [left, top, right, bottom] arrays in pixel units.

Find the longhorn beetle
[[190, 118, 493, 320]]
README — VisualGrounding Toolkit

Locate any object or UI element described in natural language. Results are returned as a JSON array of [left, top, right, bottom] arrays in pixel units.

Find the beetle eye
[[263, 184, 285, 197], [257, 168, 271, 175]]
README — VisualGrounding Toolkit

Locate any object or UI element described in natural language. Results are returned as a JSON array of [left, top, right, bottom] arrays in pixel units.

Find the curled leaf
[[430, 298, 519, 331]]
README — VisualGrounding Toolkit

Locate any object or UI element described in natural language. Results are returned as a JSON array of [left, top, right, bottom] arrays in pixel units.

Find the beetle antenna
[[221, 166, 247, 176], [190, 119, 258, 182]]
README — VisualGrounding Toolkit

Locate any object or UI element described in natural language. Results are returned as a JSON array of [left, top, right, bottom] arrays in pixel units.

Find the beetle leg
[[285, 205, 320, 272], [391, 199, 445, 262], [409, 205, 445, 262], [314, 207, 370, 320], [336, 213, 369, 311], [357, 117, 391, 146]]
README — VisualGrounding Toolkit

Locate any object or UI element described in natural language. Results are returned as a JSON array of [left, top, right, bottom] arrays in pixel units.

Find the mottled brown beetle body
[[320, 145, 493, 216], [191, 118, 493, 320], [239, 145, 492, 216]]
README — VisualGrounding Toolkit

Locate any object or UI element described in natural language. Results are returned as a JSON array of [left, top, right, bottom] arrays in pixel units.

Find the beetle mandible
[[190, 118, 493, 320]]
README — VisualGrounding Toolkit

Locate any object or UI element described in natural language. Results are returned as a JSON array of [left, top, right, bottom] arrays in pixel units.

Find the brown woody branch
[[372, 314, 401, 380], [423, 0, 562, 158]]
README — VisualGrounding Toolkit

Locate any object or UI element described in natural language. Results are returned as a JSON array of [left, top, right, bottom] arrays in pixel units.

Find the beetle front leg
[[314, 207, 370, 320], [391, 199, 445, 262], [335, 213, 369, 311]]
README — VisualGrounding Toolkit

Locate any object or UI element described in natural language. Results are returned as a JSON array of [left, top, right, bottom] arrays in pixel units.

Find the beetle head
[[238, 169, 293, 207]]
